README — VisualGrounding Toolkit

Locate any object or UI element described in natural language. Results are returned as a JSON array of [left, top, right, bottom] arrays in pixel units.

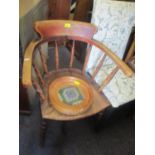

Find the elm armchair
[[22, 20, 133, 146]]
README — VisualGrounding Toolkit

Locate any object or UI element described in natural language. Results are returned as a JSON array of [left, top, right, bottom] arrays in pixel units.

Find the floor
[[19, 96, 134, 155]]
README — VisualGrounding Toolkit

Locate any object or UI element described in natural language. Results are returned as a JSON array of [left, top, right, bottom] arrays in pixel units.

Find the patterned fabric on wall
[[87, 0, 135, 107]]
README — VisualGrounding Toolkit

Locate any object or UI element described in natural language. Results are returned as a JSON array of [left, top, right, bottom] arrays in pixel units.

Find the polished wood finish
[[92, 54, 107, 79], [98, 67, 119, 92], [33, 63, 45, 86], [48, 76, 93, 116], [22, 40, 40, 87], [41, 70, 110, 121], [90, 39, 133, 77], [22, 21, 133, 88], [22, 20, 133, 120], [70, 36, 133, 77], [69, 40, 75, 68], [82, 44, 92, 74], [35, 20, 97, 40], [55, 41, 59, 70], [39, 46, 49, 76]]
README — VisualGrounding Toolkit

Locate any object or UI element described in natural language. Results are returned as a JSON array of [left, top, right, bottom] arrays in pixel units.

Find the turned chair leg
[[39, 119, 48, 147]]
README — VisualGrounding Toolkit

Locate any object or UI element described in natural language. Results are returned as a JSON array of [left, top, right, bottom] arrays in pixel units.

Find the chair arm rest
[[92, 39, 134, 77], [22, 40, 40, 87]]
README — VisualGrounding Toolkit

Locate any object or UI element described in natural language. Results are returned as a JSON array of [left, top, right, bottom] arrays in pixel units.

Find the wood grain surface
[[22, 20, 133, 120]]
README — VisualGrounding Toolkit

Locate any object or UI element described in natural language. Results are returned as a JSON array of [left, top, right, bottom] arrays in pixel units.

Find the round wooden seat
[[48, 76, 93, 115]]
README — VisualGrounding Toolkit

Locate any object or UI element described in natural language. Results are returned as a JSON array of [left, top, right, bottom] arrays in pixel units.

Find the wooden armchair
[[22, 20, 133, 145]]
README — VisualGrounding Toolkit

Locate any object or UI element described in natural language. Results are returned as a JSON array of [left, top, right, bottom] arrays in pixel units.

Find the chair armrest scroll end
[[123, 65, 134, 77]]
